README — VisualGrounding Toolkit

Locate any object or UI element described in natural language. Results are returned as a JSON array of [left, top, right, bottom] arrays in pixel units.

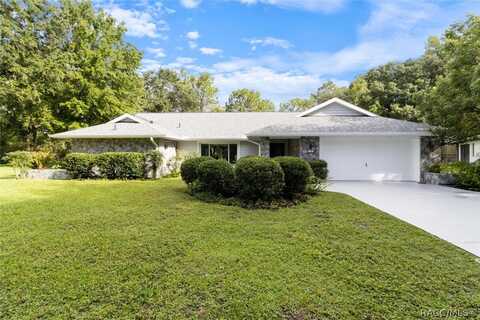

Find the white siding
[[471, 141, 480, 163], [239, 141, 259, 158], [177, 141, 199, 158], [309, 102, 365, 117]]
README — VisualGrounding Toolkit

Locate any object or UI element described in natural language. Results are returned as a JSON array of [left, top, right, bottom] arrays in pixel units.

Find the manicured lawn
[[0, 167, 479, 319]]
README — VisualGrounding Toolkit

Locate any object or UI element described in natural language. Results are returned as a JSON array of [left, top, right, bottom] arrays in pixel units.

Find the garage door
[[319, 136, 420, 181]]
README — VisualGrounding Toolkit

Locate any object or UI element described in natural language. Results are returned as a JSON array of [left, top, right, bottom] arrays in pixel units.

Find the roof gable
[[108, 114, 147, 124], [298, 98, 377, 117]]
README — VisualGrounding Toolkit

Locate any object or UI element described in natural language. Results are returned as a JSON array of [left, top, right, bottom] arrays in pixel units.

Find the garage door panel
[[320, 137, 419, 181]]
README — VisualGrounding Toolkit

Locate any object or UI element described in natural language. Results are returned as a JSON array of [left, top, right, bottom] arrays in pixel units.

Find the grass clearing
[[0, 168, 479, 319]]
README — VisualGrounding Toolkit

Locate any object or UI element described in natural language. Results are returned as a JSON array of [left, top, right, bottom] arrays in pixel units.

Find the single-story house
[[51, 98, 432, 181], [459, 140, 480, 163]]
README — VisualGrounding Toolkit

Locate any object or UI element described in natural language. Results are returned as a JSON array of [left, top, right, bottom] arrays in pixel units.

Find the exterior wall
[[239, 141, 259, 158], [71, 138, 155, 153], [299, 137, 320, 161], [420, 136, 441, 183], [309, 102, 364, 117], [177, 141, 199, 158], [250, 137, 270, 157], [460, 140, 480, 163]]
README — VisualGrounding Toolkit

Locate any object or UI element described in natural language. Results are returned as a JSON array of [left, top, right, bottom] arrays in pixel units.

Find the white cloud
[[213, 66, 330, 104], [200, 47, 222, 55], [237, 0, 345, 13], [105, 5, 167, 38], [180, 0, 201, 9], [245, 37, 292, 50], [186, 31, 200, 40], [146, 47, 166, 58]]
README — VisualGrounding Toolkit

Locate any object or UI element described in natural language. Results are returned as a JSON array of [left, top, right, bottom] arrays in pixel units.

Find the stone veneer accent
[[299, 137, 320, 161], [71, 138, 156, 154], [249, 137, 270, 157], [420, 136, 442, 183]]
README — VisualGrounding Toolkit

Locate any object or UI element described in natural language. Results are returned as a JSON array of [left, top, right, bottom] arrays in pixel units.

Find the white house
[[51, 98, 431, 182], [459, 140, 480, 163]]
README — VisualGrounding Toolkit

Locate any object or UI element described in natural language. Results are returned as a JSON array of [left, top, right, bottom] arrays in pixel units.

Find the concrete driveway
[[328, 182, 480, 257]]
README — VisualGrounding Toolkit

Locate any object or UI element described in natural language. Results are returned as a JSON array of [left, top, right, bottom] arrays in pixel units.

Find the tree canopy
[[0, 0, 144, 151], [421, 16, 480, 143], [143, 69, 219, 112], [225, 89, 275, 112]]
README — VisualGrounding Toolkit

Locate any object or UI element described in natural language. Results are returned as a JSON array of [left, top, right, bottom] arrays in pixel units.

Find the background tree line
[[1, 0, 479, 156]]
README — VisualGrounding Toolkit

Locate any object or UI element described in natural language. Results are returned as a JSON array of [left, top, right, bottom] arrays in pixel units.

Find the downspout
[[247, 139, 262, 156], [149, 137, 159, 150]]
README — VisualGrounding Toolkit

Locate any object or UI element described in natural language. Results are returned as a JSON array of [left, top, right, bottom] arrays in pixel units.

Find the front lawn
[[0, 168, 479, 319]]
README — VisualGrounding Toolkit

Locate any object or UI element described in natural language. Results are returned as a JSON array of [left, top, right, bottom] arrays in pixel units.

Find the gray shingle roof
[[50, 122, 171, 139], [246, 116, 430, 137]]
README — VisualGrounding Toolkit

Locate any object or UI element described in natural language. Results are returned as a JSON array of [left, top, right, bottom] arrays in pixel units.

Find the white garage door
[[320, 136, 420, 181]]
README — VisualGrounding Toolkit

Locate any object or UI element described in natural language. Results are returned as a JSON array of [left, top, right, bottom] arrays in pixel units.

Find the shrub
[[30, 151, 55, 169], [63, 153, 96, 179], [274, 157, 313, 196], [309, 160, 328, 179], [235, 156, 285, 200], [180, 156, 213, 184], [305, 176, 328, 195], [439, 161, 470, 175], [96, 152, 144, 179], [427, 163, 442, 173], [3, 151, 34, 178], [455, 162, 480, 191], [197, 159, 235, 196]]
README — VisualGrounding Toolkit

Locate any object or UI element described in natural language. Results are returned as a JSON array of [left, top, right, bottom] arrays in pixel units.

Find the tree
[[225, 89, 274, 112], [0, 0, 144, 151], [143, 69, 219, 112], [279, 98, 314, 112], [421, 16, 480, 142], [311, 81, 349, 104]]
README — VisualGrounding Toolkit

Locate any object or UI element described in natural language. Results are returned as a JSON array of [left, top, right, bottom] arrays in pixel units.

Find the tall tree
[[311, 81, 349, 104], [279, 98, 314, 112], [421, 16, 480, 142], [0, 0, 144, 151], [143, 69, 219, 112], [225, 89, 274, 112]]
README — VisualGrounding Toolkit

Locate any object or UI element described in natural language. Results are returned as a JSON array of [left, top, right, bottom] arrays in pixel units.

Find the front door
[[270, 143, 286, 158], [460, 144, 470, 162]]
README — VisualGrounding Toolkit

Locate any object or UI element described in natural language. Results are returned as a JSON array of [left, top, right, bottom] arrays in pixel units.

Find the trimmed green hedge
[[235, 156, 285, 201], [180, 156, 213, 184], [96, 152, 145, 180], [309, 160, 328, 179], [63, 153, 96, 179], [427, 161, 480, 191], [274, 157, 313, 196], [197, 159, 235, 196]]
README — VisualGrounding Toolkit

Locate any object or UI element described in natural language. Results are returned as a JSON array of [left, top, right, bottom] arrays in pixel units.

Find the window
[[200, 144, 238, 163]]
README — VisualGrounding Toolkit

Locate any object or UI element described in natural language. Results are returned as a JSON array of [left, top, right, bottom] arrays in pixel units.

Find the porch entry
[[269, 139, 300, 158]]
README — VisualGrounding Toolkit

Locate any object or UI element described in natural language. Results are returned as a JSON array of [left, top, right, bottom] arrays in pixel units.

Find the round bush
[[235, 156, 285, 200], [197, 159, 235, 196], [274, 157, 313, 195], [309, 160, 329, 179], [180, 156, 213, 184], [63, 153, 96, 179]]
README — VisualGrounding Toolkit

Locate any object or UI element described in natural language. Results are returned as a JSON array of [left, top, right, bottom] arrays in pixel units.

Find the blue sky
[[97, 0, 480, 105]]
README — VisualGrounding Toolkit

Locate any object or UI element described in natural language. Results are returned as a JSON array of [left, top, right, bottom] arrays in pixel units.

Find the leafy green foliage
[[235, 156, 285, 200], [3, 151, 33, 178], [0, 0, 144, 151], [180, 156, 213, 184], [1, 171, 479, 318], [308, 160, 329, 179], [421, 16, 480, 142], [274, 157, 313, 196], [427, 161, 480, 191], [96, 152, 144, 180], [63, 153, 96, 179], [196, 159, 235, 196], [225, 89, 275, 112], [143, 69, 219, 112], [144, 150, 163, 179]]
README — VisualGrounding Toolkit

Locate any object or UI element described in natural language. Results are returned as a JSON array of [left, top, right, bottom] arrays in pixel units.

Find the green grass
[[0, 167, 479, 319]]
